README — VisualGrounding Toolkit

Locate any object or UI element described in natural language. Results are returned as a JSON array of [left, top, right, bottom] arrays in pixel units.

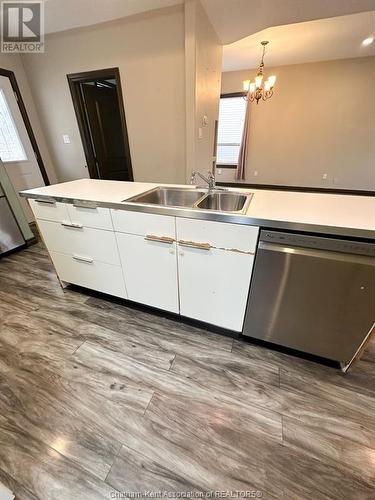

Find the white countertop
[[21, 179, 375, 239]]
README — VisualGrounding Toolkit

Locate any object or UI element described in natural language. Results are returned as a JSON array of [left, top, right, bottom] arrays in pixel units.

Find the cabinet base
[[63, 282, 342, 370]]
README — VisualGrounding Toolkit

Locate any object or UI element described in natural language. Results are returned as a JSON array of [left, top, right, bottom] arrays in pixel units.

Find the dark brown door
[[67, 68, 133, 182], [81, 82, 129, 180]]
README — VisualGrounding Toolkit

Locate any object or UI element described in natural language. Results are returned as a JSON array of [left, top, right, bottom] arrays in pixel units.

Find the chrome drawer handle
[[144, 234, 175, 245], [178, 240, 211, 250], [61, 222, 83, 229], [72, 254, 93, 263], [35, 198, 55, 204]]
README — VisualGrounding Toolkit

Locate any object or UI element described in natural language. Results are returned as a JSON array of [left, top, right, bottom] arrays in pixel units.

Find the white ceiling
[[43, 0, 183, 34], [43, 0, 375, 74], [223, 11, 375, 72], [201, 0, 375, 44], [43, 0, 375, 40]]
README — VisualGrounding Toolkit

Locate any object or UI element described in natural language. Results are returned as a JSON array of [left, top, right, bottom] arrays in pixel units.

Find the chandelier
[[243, 41, 276, 104]]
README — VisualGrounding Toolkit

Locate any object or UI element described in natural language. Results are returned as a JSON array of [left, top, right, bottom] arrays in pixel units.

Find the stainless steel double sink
[[124, 186, 253, 214]]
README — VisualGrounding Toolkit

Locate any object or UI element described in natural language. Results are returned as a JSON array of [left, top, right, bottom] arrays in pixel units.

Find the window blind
[[216, 96, 246, 165]]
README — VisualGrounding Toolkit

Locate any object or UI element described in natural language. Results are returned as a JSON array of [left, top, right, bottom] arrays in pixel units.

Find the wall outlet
[[322, 173, 328, 180], [62, 134, 71, 144], [253, 170, 258, 176]]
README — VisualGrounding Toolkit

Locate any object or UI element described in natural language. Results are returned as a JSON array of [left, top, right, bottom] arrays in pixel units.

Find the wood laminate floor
[[0, 242, 374, 500]]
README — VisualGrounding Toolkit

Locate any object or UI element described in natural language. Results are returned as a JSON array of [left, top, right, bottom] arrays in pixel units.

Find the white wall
[[220, 56, 375, 191], [0, 53, 58, 184], [185, 0, 222, 181], [21, 6, 186, 183]]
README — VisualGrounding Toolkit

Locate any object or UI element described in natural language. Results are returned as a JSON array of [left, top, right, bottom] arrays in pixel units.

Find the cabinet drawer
[[38, 220, 120, 265], [50, 251, 127, 299], [176, 218, 259, 253], [112, 210, 175, 238], [29, 199, 69, 223], [67, 204, 113, 230]]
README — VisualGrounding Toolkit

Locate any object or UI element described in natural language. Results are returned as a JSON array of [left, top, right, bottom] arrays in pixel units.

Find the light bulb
[[264, 80, 271, 92], [249, 82, 256, 93], [268, 75, 276, 87], [243, 80, 250, 91], [362, 37, 374, 46], [255, 74, 263, 88]]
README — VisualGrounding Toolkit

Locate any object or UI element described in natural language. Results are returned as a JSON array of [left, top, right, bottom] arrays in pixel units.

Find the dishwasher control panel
[[260, 230, 375, 257]]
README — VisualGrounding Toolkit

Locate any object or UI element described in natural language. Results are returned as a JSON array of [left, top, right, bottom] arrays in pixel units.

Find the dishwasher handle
[[258, 241, 375, 266]]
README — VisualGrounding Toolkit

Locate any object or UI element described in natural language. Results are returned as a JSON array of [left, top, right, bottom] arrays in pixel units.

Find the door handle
[[144, 234, 175, 244], [61, 222, 83, 229], [72, 254, 93, 263], [178, 240, 211, 250]]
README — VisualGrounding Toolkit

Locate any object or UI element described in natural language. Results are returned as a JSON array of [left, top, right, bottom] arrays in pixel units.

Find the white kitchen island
[[21, 179, 375, 340], [21, 178, 375, 237]]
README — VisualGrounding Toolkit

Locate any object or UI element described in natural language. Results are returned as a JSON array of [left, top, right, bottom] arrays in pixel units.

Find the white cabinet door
[[177, 245, 254, 331], [176, 218, 258, 331], [116, 232, 179, 313]]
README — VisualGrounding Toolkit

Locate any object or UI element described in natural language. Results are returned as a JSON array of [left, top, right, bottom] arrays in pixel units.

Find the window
[[216, 93, 246, 167], [0, 89, 27, 162]]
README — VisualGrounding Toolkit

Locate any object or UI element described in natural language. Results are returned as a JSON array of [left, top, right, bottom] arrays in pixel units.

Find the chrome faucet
[[191, 171, 216, 190]]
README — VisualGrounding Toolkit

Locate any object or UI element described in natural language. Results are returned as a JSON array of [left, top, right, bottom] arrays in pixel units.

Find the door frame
[[0, 68, 50, 185], [67, 67, 133, 181]]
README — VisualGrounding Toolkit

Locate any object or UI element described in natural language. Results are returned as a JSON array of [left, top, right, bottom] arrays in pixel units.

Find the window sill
[[216, 164, 238, 169]]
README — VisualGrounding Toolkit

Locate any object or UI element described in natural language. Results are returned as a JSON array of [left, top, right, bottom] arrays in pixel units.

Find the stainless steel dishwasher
[[242, 230, 375, 369]]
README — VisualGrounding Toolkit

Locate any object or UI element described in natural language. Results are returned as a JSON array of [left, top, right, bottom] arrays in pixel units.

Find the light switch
[[198, 127, 203, 139], [62, 134, 71, 144]]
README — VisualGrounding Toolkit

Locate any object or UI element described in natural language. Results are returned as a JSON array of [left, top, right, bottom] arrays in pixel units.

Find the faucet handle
[[207, 171, 215, 189]]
